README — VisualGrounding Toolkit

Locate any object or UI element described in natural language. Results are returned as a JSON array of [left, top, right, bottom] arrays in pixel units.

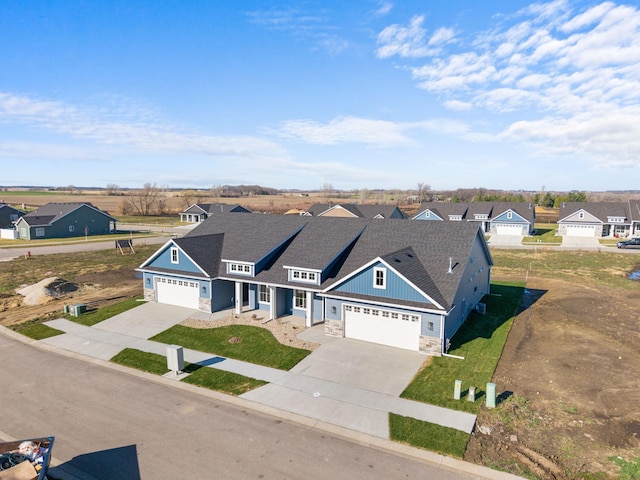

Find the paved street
[[0, 332, 499, 480]]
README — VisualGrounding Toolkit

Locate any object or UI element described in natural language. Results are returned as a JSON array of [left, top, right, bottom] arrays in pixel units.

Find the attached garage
[[566, 225, 597, 237], [495, 223, 523, 235], [344, 304, 420, 351], [156, 277, 200, 309]]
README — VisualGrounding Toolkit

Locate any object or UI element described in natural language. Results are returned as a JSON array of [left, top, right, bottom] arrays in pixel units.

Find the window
[[391, 312, 398, 319], [171, 248, 179, 264], [363, 308, 371, 315], [345, 305, 353, 312], [259, 285, 271, 303], [507, 211, 513, 219], [35, 228, 45, 237], [69, 225, 75, 232], [228, 263, 253, 275], [290, 269, 319, 284], [382, 311, 389, 318], [294, 290, 307, 309], [373, 267, 386, 289]]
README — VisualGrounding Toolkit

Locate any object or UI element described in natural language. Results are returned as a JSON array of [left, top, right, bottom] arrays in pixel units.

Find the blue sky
[[1, 0, 640, 192]]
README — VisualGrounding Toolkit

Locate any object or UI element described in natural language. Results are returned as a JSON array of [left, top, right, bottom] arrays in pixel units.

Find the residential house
[[304, 203, 407, 219], [413, 201, 535, 236], [179, 203, 251, 223], [14, 203, 117, 240], [558, 202, 633, 238], [138, 213, 492, 355], [0, 203, 25, 229]]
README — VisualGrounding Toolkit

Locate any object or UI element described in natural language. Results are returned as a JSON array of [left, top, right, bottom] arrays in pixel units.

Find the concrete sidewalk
[[41, 318, 477, 438]]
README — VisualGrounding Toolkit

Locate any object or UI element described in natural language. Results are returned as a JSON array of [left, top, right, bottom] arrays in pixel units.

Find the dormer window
[[228, 262, 254, 276], [288, 267, 320, 284], [373, 267, 386, 289]]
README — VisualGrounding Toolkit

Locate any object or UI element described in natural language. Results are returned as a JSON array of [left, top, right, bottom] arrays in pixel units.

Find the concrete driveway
[[94, 301, 195, 338], [290, 334, 426, 396], [561, 236, 601, 248], [487, 234, 523, 246]]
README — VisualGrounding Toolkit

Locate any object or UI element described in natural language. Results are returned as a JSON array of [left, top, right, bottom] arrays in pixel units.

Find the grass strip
[[401, 282, 524, 413], [389, 413, 469, 458], [68, 296, 144, 326], [11, 322, 64, 340], [110, 348, 266, 395], [151, 324, 311, 370]]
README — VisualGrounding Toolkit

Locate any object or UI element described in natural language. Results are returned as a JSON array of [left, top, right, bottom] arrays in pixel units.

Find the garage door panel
[[156, 277, 200, 309], [344, 306, 420, 351], [495, 223, 522, 235], [566, 225, 596, 237]]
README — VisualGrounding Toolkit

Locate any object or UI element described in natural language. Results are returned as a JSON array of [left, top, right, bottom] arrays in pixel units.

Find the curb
[[0, 325, 524, 480]]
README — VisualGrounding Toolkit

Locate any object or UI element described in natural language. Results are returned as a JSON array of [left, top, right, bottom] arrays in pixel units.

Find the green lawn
[[111, 348, 267, 395], [11, 321, 64, 340], [400, 282, 524, 414], [389, 414, 469, 458], [522, 223, 562, 244], [69, 296, 145, 326], [151, 324, 311, 370]]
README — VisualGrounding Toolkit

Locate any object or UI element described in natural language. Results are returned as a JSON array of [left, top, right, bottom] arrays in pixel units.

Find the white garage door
[[156, 277, 200, 309], [566, 225, 597, 237], [495, 223, 522, 235], [344, 305, 420, 351]]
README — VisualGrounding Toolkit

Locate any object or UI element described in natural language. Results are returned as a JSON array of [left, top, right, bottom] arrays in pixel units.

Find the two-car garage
[[156, 277, 200, 309], [343, 304, 421, 351]]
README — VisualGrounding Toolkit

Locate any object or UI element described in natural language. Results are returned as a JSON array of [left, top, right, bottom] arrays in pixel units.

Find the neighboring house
[[138, 213, 492, 355], [304, 203, 407, 219], [179, 203, 251, 223], [0, 203, 25, 229], [14, 203, 117, 240], [558, 202, 633, 238], [413, 202, 535, 236], [630, 200, 640, 237]]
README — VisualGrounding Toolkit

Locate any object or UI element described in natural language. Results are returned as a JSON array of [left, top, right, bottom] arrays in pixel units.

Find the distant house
[[14, 203, 117, 240], [0, 203, 25, 229], [179, 204, 251, 223], [304, 203, 407, 219], [413, 201, 535, 236], [138, 213, 492, 355], [558, 202, 635, 238]]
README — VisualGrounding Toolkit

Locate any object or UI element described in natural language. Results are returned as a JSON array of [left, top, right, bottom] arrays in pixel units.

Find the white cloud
[[0, 92, 285, 158], [386, 1, 640, 168], [374, 2, 393, 17], [277, 116, 414, 146], [376, 15, 450, 58]]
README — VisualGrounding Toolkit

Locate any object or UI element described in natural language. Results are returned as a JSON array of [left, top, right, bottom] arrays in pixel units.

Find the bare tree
[[322, 182, 333, 203], [359, 188, 368, 204], [210, 184, 223, 201], [127, 183, 163, 216], [106, 184, 120, 195]]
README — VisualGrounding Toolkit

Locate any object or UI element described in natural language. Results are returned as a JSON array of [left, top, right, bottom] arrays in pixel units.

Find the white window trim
[[294, 289, 307, 309], [35, 227, 45, 237], [227, 262, 254, 276], [170, 247, 179, 264], [259, 284, 271, 304], [286, 267, 321, 285], [373, 267, 386, 289]]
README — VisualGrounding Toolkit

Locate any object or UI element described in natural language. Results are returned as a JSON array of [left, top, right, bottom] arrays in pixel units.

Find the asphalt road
[[0, 333, 480, 480]]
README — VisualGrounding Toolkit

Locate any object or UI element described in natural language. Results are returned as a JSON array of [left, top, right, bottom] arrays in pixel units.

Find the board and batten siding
[[334, 262, 432, 305], [148, 244, 203, 274]]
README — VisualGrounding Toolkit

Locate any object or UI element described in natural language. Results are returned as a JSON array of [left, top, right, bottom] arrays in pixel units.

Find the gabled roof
[[181, 203, 251, 215], [307, 203, 405, 219], [414, 202, 468, 220], [140, 213, 492, 312], [559, 202, 629, 223], [489, 202, 535, 223], [629, 200, 640, 222], [17, 202, 116, 227], [415, 201, 534, 223]]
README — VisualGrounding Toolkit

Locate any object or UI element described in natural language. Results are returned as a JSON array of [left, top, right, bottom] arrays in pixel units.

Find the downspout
[[441, 307, 465, 360]]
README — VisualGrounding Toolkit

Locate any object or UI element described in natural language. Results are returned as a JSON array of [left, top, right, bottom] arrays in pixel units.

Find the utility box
[[166, 345, 184, 374], [69, 304, 86, 316]]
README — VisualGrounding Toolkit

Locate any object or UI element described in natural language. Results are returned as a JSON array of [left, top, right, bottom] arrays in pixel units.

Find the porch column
[[269, 286, 276, 320], [234, 281, 243, 314], [305, 291, 313, 327]]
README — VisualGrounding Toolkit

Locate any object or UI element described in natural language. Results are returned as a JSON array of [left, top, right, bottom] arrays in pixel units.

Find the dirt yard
[[465, 274, 640, 479]]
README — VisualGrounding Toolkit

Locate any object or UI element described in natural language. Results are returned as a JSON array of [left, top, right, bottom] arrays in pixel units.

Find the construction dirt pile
[[15, 277, 78, 306]]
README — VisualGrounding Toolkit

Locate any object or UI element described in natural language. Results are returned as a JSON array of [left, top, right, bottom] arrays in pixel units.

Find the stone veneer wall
[[419, 335, 442, 356], [199, 297, 211, 312], [324, 319, 344, 337], [143, 288, 155, 302]]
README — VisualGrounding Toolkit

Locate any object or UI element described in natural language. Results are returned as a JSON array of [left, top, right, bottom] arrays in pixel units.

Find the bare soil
[[465, 275, 640, 479]]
